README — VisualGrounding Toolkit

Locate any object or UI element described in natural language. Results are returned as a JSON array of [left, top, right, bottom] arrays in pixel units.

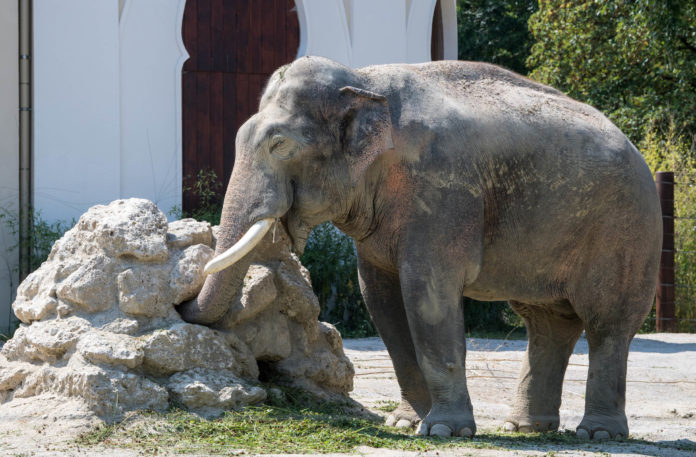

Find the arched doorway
[[181, 0, 299, 212]]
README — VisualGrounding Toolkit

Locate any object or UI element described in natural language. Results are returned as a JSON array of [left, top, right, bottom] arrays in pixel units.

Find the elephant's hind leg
[[357, 255, 431, 429], [505, 301, 584, 433]]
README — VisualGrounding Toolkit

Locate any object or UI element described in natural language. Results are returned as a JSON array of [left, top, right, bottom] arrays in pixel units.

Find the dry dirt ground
[[1, 333, 695, 457]]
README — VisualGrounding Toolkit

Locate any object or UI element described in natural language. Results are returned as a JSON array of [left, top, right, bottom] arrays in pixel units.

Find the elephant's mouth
[[281, 212, 311, 256]]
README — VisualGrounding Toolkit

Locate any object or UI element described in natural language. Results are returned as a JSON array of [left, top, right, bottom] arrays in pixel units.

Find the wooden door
[[181, 0, 299, 212]]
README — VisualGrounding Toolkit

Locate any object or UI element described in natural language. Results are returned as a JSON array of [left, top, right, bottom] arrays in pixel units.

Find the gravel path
[[2, 333, 695, 456]]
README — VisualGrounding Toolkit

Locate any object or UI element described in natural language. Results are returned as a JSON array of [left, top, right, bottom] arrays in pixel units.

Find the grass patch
[[78, 386, 495, 454], [77, 385, 695, 455], [374, 400, 400, 413]]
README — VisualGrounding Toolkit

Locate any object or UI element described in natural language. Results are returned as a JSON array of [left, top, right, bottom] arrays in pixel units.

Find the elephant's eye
[[269, 134, 294, 160]]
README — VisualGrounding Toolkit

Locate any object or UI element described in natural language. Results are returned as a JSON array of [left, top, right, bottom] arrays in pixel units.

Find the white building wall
[[0, 1, 19, 334], [33, 0, 186, 224], [29, 0, 455, 230], [296, 0, 456, 68], [119, 0, 187, 217], [34, 0, 122, 223]]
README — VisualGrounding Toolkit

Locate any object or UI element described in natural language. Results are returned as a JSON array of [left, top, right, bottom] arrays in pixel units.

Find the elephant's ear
[[339, 86, 395, 185]]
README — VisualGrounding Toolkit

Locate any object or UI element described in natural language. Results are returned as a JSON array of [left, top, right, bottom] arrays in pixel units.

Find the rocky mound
[[0, 199, 353, 420]]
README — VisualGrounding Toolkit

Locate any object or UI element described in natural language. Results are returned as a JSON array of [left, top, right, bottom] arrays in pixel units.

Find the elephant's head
[[178, 56, 395, 324]]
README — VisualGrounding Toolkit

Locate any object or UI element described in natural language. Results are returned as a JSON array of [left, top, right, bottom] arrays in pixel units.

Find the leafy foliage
[[0, 209, 74, 274], [457, 0, 538, 74], [171, 169, 223, 225], [528, 0, 696, 143], [300, 223, 376, 338]]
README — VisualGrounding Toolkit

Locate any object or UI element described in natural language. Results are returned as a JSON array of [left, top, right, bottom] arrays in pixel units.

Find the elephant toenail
[[592, 430, 611, 441], [503, 422, 517, 432], [395, 419, 412, 429], [385, 415, 397, 427], [457, 427, 473, 437], [615, 433, 625, 440], [518, 424, 533, 433], [576, 428, 590, 440], [416, 422, 428, 435], [429, 424, 453, 437]]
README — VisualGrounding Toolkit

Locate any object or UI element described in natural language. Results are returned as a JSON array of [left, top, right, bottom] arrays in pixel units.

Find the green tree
[[457, 0, 538, 74], [527, 0, 696, 143]]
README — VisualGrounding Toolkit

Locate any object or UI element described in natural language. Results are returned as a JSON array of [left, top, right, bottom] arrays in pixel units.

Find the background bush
[[300, 223, 375, 338]]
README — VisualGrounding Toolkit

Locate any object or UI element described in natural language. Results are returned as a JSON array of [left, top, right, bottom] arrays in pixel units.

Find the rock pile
[[0, 199, 353, 419]]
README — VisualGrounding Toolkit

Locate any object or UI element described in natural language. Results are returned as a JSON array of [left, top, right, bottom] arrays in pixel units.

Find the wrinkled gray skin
[[178, 56, 661, 440]]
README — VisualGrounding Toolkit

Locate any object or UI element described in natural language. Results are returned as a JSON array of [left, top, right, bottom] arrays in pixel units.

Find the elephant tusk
[[203, 218, 274, 275]]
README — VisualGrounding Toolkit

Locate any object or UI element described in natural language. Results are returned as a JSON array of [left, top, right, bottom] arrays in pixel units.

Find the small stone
[[503, 421, 517, 432], [13, 296, 58, 323], [56, 255, 118, 313], [3, 317, 91, 363], [167, 368, 267, 412], [169, 244, 214, 304], [77, 331, 144, 369], [141, 323, 258, 377], [118, 267, 172, 318], [76, 199, 169, 262], [166, 219, 213, 249], [100, 318, 139, 335], [216, 264, 277, 327]]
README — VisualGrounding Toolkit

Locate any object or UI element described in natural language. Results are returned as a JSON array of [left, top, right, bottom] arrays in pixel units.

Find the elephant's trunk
[[177, 186, 267, 324], [176, 254, 253, 324]]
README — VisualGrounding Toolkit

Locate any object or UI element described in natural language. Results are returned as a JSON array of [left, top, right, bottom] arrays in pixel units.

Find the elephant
[[178, 56, 662, 440]]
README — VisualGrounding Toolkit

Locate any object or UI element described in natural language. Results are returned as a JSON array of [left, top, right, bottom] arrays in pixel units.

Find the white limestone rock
[[57, 255, 119, 313], [214, 264, 278, 328], [167, 218, 213, 249], [0, 198, 354, 423], [77, 199, 169, 262], [168, 368, 266, 415], [77, 331, 144, 369], [169, 244, 215, 304], [117, 266, 172, 318], [141, 323, 257, 378], [2, 317, 91, 363]]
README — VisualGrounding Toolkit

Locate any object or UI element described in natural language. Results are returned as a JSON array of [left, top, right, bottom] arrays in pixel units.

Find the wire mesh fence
[[673, 174, 696, 332], [653, 173, 696, 332]]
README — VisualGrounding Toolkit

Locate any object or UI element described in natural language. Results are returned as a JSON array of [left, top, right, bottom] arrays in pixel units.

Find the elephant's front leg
[[357, 254, 431, 429], [399, 260, 475, 437]]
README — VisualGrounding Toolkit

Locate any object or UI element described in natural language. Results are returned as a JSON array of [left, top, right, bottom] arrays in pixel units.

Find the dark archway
[[431, 0, 444, 61], [181, 0, 300, 212]]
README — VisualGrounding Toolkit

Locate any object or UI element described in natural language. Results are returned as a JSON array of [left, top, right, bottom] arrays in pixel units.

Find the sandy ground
[[1, 333, 695, 456]]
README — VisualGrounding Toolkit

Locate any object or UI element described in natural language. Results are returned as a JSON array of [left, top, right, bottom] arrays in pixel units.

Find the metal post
[[18, 0, 33, 282], [655, 171, 676, 332]]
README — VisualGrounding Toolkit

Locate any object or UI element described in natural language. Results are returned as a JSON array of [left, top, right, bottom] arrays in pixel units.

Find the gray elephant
[[178, 56, 661, 440]]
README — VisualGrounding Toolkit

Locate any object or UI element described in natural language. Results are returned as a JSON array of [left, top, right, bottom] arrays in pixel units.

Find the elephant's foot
[[415, 407, 476, 438], [385, 400, 423, 429], [503, 414, 559, 433], [576, 413, 628, 441]]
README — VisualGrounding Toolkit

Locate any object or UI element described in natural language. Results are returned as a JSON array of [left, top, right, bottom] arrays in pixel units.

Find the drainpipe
[[18, 0, 32, 282]]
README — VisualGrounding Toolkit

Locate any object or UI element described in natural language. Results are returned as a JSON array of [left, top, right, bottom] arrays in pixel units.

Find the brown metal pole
[[655, 171, 675, 332]]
